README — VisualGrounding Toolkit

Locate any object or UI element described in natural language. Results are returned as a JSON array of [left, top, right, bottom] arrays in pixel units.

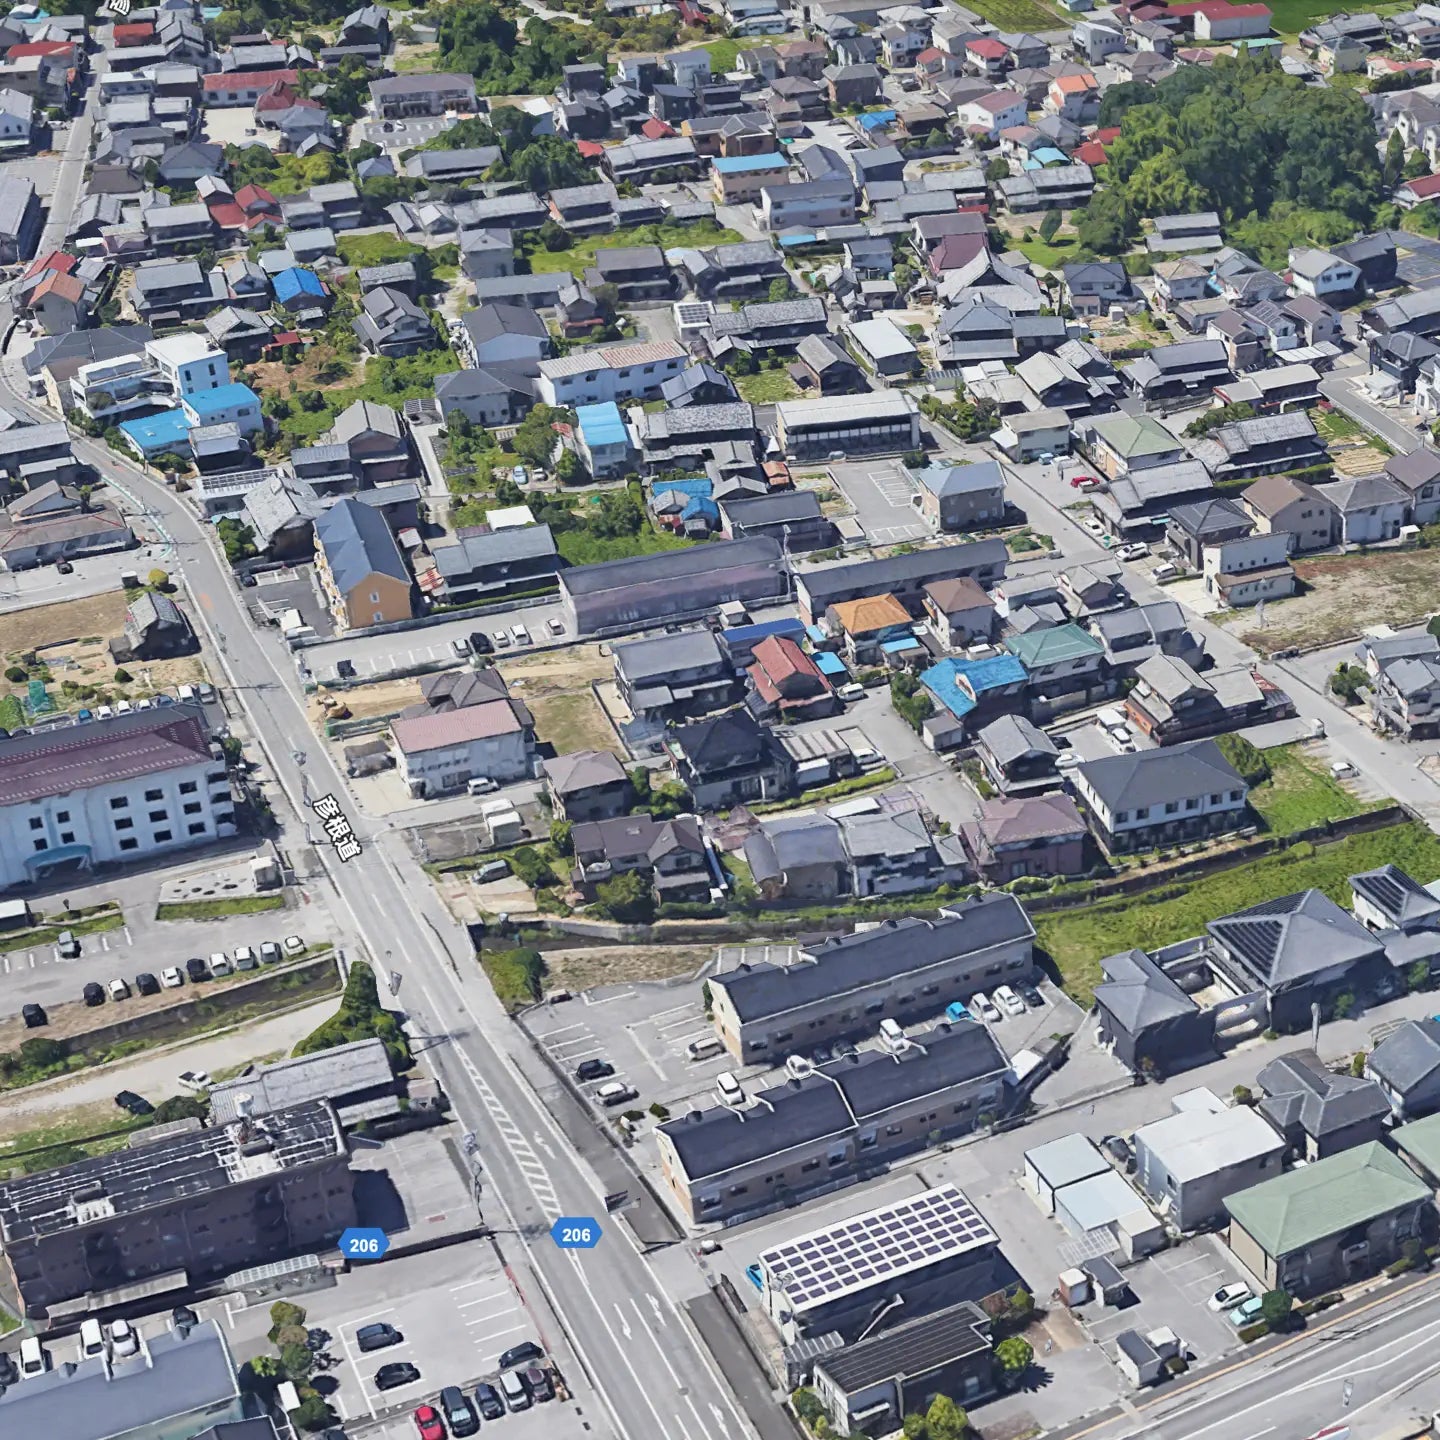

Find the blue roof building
[[182, 382, 264, 436], [574, 401, 632, 479], [813, 650, 848, 678], [118, 408, 191, 460], [920, 654, 1027, 720], [273, 267, 328, 307], [858, 110, 896, 132], [713, 153, 790, 174]]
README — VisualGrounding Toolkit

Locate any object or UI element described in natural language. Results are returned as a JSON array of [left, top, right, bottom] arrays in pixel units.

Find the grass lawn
[[1009, 234, 1080, 271], [961, 0, 1060, 31], [0, 909, 124, 954], [734, 367, 802, 404], [0, 1306, 17, 1335], [1248, 746, 1381, 835], [336, 233, 425, 269], [527, 219, 743, 277], [555, 525, 693, 565], [1036, 822, 1440, 1003], [1314, 408, 1363, 442], [156, 894, 287, 921]]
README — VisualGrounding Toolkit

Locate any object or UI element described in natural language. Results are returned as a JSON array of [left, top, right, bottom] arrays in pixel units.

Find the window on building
[[32, 839, 46, 852], [1185, 797, 1199, 810], [154, 830, 172, 843], [115, 818, 133, 831], [145, 789, 162, 802], [183, 802, 201, 815], [28, 816, 42, 831], [110, 795, 128, 809], [1165, 802, 1179, 814], [119, 838, 139, 851], [149, 810, 167, 824], [60, 832, 74, 845], [56, 810, 69, 822], [179, 782, 197, 794]]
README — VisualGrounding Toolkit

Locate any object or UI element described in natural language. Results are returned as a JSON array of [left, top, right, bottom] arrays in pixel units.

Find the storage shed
[[1023, 1133, 1109, 1215]]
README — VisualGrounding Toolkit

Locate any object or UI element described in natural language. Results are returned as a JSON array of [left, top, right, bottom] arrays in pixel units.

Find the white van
[[1151, 562, 1179, 582], [1096, 706, 1127, 734], [836, 683, 865, 702], [80, 1318, 106, 1360], [209, 951, 232, 977], [511, 624, 530, 647], [233, 946, 258, 971], [467, 776, 499, 796], [685, 1035, 724, 1061], [500, 1370, 531, 1411], [19, 1336, 47, 1379]]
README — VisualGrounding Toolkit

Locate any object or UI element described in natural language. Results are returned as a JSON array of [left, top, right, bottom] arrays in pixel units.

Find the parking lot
[[360, 114, 459, 152], [826, 459, 929, 545]]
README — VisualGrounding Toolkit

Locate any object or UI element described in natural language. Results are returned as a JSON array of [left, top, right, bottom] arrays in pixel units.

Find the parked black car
[[83, 981, 104, 1006], [186, 957, 208, 982], [522, 1366, 554, 1403], [135, 972, 160, 996], [21, 1003, 46, 1028], [469, 631, 493, 655], [375, 1362, 421, 1391], [574, 1058, 614, 1082], [499, 1341, 544, 1371], [355, 1323, 401, 1353], [115, 1091, 153, 1116], [474, 1384, 505, 1421]]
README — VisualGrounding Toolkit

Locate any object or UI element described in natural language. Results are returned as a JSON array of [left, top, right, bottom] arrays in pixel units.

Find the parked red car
[[1069, 475, 1100, 490], [414, 1404, 445, 1440]]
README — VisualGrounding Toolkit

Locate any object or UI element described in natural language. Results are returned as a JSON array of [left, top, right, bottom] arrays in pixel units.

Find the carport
[[1024, 1133, 1110, 1215]]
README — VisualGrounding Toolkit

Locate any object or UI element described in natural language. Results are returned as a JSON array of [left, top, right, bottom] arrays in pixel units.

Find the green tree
[[513, 403, 561, 470], [147, 568, 170, 589], [113, 667, 133, 684], [293, 960, 410, 1069], [767, 276, 793, 302], [217, 516, 258, 565], [925, 1395, 968, 1439], [268, 1301, 307, 1339], [539, 218, 573, 251], [902, 1416, 929, 1440], [1098, 79, 1155, 128], [292, 1395, 339, 1432], [17, 1036, 64, 1071], [792, 1389, 825, 1425], [1409, 959, 1433, 993], [995, 1336, 1033, 1388], [1185, 401, 1256, 438], [1259, 1288, 1293, 1330], [984, 157, 1008, 183], [1385, 129, 1407, 191], [1038, 207, 1062, 244], [153, 1094, 209, 1124], [279, 1342, 314, 1381], [550, 818, 574, 855], [556, 449, 585, 485], [247, 1353, 282, 1382], [594, 869, 656, 925], [1330, 663, 1368, 703], [1405, 149, 1432, 182], [890, 671, 934, 733]]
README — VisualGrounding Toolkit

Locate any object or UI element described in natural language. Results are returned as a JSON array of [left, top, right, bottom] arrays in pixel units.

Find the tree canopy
[[425, 108, 593, 193], [434, 3, 598, 97], [1073, 55, 1383, 258]]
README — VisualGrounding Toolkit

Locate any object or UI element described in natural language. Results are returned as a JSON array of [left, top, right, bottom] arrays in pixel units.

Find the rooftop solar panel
[[759, 1184, 996, 1312]]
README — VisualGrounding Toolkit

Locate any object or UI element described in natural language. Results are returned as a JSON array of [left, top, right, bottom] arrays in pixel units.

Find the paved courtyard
[[827, 458, 929, 544]]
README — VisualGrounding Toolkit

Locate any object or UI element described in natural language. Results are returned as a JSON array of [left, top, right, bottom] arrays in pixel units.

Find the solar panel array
[[759, 1184, 997, 1311]]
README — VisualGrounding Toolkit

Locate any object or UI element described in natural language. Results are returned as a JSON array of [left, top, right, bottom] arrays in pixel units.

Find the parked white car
[[994, 985, 1026, 1017], [1208, 1283, 1252, 1312], [161, 967, 183, 988], [970, 991, 1001, 1022]]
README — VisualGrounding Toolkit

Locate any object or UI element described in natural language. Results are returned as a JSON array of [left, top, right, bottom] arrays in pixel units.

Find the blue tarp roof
[[921, 654, 1027, 719], [777, 232, 819, 248], [576, 401, 628, 448], [1025, 146, 1069, 169], [722, 617, 806, 646], [858, 109, 896, 131], [713, 152, 789, 173], [273, 267, 326, 302], [683, 496, 720, 521], [649, 476, 711, 503], [184, 382, 260, 417], [119, 408, 190, 451], [814, 651, 848, 676], [881, 634, 924, 654]]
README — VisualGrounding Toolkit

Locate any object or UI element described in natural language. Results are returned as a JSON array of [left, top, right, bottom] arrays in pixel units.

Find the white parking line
[[466, 1319, 529, 1343]]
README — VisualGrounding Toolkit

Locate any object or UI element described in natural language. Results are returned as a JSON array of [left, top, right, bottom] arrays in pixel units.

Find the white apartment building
[[537, 339, 687, 408], [0, 707, 236, 889], [144, 333, 230, 399]]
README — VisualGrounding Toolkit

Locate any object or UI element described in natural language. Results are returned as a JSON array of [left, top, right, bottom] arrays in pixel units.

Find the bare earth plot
[[499, 645, 624, 755], [1233, 548, 1440, 655], [541, 944, 717, 991], [2, 589, 131, 656], [309, 676, 422, 725]]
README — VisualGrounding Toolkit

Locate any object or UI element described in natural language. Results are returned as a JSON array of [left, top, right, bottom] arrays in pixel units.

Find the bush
[[293, 960, 410, 1069], [17, 1036, 65, 1070], [146, 569, 169, 590], [113, 668, 133, 684], [267, 1301, 307, 1344], [152, 1094, 208, 1124], [480, 947, 547, 1010], [595, 869, 656, 925], [792, 1389, 825, 1425], [1297, 1292, 1342, 1317], [1260, 1288, 1294, 1330], [1386, 1256, 1414, 1276], [279, 1342, 313, 1380], [508, 846, 554, 889], [549, 819, 574, 856], [292, 1395, 339, 1432], [4, 665, 24, 683], [275, 1324, 309, 1351], [1214, 732, 1270, 786], [1237, 1320, 1270, 1343]]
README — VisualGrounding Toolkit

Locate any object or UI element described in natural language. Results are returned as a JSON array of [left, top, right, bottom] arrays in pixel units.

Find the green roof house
[[1223, 1142, 1432, 1297]]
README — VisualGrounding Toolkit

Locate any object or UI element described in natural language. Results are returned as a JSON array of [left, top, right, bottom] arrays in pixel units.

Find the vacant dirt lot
[[310, 677, 422, 724], [8, 639, 206, 711], [542, 944, 716, 990], [501, 645, 623, 755], [3, 590, 131, 657], [1234, 547, 1440, 655]]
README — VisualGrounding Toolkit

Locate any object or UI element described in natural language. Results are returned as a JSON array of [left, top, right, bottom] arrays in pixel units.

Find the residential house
[[543, 749, 633, 823], [1124, 655, 1290, 744], [1094, 947, 1217, 1077], [369, 73, 476, 117], [538, 339, 687, 409], [1132, 1094, 1286, 1231], [923, 576, 995, 648], [1190, 412, 1328, 482], [1070, 738, 1249, 854], [667, 709, 795, 808], [774, 389, 922, 462], [583, 245, 674, 302], [570, 813, 710, 903], [1321, 473, 1409, 544], [1385, 448, 1440, 525], [721, 491, 832, 551], [1124, 339, 1232, 403], [390, 695, 535, 798], [746, 634, 837, 721], [0, 174, 40, 263], [959, 793, 1088, 882], [973, 713, 1060, 795], [824, 62, 882, 107], [1287, 246, 1360, 300], [840, 809, 968, 897], [613, 629, 738, 720], [428, 525, 560, 606], [796, 540, 1008, 625], [1062, 260, 1130, 315], [744, 811, 852, 901], [758, 175, 856, 231], [313, 497, 412, 633], [354, 287, 434, 358], [1240, 474, 1338, 551], [1224, 1144, 1431, 1297], [1165, 496, 1254, 569], [793, 334, 870, 395], [847, 317, 920, 380]]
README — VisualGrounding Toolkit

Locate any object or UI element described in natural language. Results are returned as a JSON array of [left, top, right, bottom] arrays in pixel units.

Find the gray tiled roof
[[314, 496, 408, 594], [1078, 737, 1243, 814]]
